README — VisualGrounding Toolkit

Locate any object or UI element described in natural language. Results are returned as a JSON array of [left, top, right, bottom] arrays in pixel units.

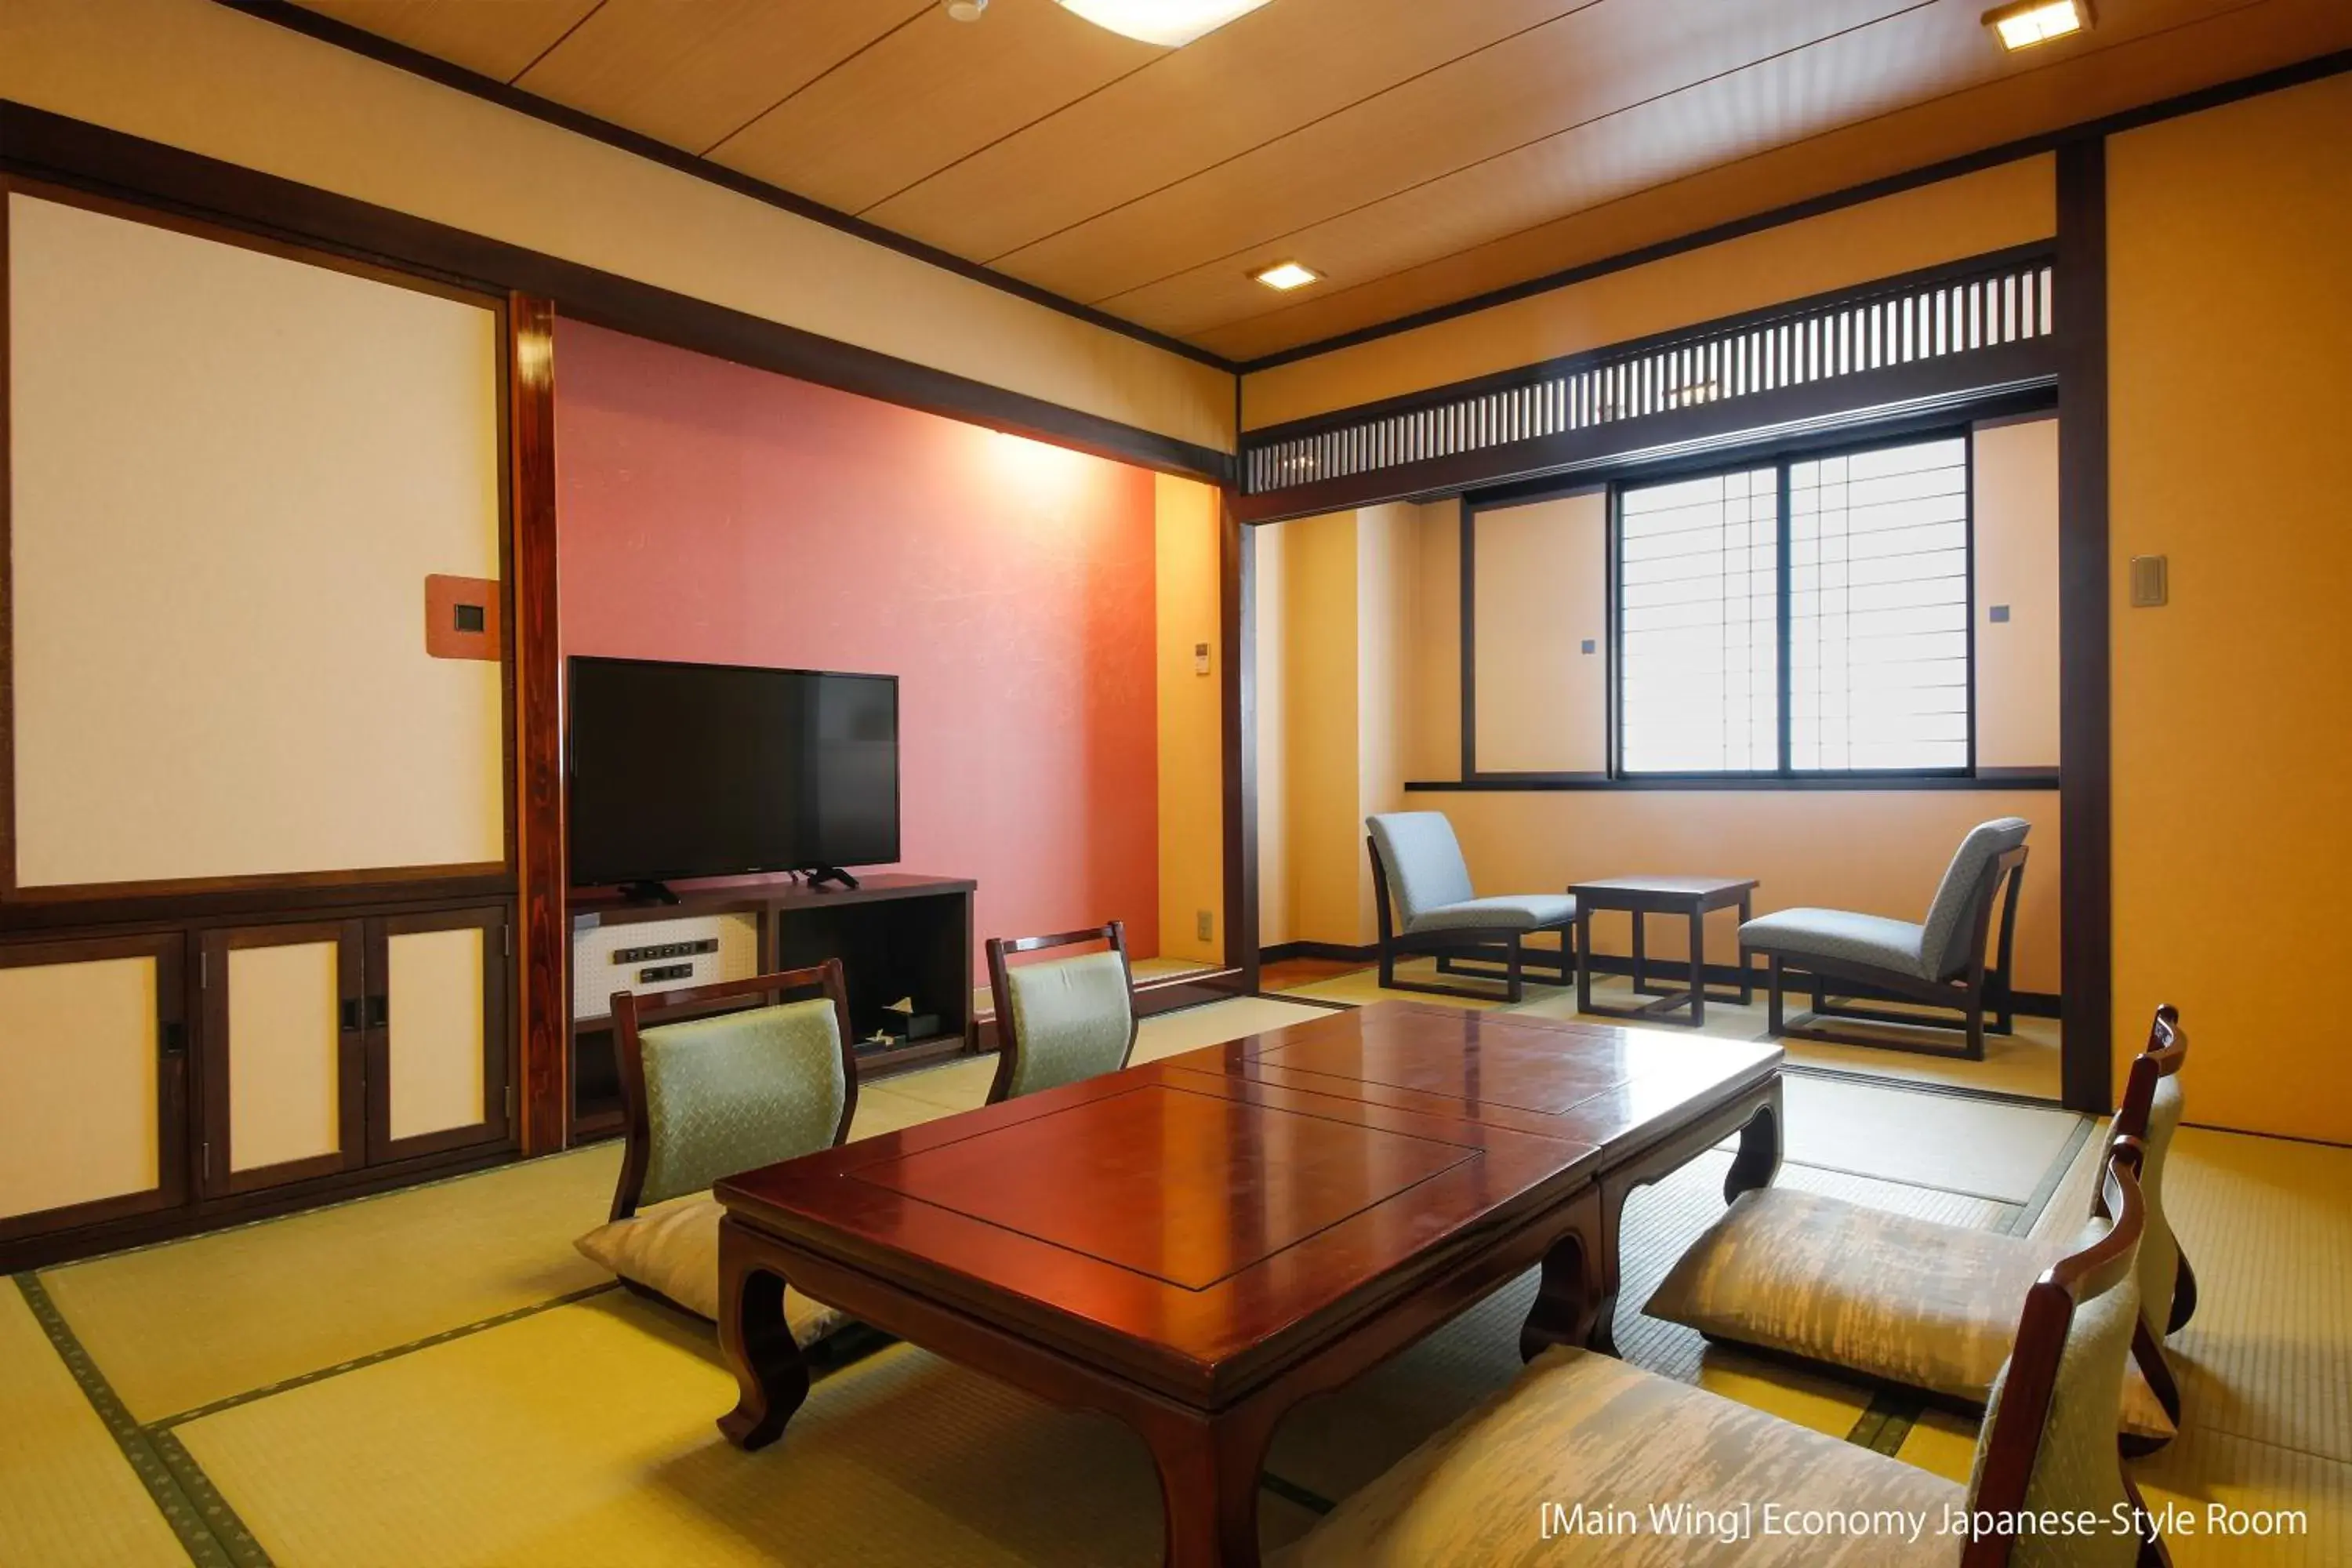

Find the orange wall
[[2108, 73, 2352, 1145]]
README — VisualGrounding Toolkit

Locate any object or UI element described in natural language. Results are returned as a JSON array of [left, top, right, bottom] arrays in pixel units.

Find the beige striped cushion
[[1644, 1187, 2172, 1439], [575, 1194, 844, 1344], [1278, 1347, 1962, 1567]]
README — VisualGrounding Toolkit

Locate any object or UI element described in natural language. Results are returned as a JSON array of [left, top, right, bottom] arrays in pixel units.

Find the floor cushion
[[575, 1193, 845, 1344], [1277, 1345, 1961, 1566], [1644, 1187, 2174, 1440]]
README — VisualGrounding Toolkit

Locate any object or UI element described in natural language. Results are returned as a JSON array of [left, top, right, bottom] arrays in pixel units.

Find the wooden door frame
[[196, 920, 368, 1198], [366, 905, 514, 1164]]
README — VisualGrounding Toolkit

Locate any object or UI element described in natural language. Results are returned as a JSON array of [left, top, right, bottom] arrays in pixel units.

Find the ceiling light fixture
[[1052, 0, 1275, 49], [1252, 260, 1321, 292], [945, 0, 987, 20], [1983, 0, 2089, 51]]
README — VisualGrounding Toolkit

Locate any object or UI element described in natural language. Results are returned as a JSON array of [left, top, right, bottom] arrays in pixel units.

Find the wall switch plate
[[1196, 909, 1214, 942], [1988, 604, 2010, 623], [2130, 556, 2169, 608], [425, 574, 501, 659], [1194, 642, 1211, 675], [1581, 638, 1597, 654]]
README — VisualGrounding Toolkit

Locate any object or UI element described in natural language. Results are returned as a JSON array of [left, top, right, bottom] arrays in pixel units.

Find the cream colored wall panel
[[227, 942, 343, 1174], [0, 958, 159, 1221], [8, 193, 505, 887], [1972, 418, 2060, 770], [0, 0, 1233, 455], [1254, 523, 1293, 949], [1473, 493, 1607, 775], [1154, 474, 1225, 966], [387, 927, 485, 1142]]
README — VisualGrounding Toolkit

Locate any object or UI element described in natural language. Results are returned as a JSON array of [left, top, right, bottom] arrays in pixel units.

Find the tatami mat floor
[[3, 995, 2339, 1565], [1276, 956, 2065, 1100]]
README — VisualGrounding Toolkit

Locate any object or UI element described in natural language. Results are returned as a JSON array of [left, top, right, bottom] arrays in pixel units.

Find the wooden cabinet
[[0, 934, 190, 1243], [198, 921, 368, 1196], [199, 909, 511, 1193], [367, 906, 510, 1163]]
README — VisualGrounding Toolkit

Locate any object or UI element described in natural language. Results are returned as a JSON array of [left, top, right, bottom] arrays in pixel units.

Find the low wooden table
[[715, 1001, 1781, 1566], [1570, 875, 1759, 1027]]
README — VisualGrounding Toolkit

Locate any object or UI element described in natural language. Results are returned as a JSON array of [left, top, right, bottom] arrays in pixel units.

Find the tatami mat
[[1275, 959, 2064, 1100], [1131, 996, 1341, 1062], [0, 1286, 189, 1568], [2134, 1424, 2350, 1566], [39, 1144, 621, 1424], [1769, 1073, 2083, 1203], [177, 1289, 1320, 1568]]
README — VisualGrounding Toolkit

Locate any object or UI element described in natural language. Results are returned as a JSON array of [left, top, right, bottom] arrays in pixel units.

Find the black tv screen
[[567, 656, 900, 888]]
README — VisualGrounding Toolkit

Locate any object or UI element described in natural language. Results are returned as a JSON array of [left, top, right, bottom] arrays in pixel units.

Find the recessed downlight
[[1252, 261, 1321, 292], [1984, 0, 2089, 51]]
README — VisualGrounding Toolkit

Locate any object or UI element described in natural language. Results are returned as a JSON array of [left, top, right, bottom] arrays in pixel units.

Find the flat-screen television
[[567, 656, 899, 890]]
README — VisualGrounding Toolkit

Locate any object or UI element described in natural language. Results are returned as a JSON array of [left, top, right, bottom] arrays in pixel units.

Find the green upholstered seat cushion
[[1642, 1187, 2174, 1440], [1276, 1346, 1962, 1567], [574, 1194, 844, 1343], [1403, 894, 1577, 935], [1001, 949, 1133, 1099], [636, 998, 846, 1210], [1737, 907, 1931, 978]]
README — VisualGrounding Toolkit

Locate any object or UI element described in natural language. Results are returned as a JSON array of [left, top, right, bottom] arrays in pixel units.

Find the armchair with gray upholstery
[[1738, 816, 2029, 1058], [1366, 812, 1577, 1004]]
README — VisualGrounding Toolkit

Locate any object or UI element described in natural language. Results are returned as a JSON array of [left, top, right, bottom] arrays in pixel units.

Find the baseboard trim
[[1260, 941, 1378, 965]]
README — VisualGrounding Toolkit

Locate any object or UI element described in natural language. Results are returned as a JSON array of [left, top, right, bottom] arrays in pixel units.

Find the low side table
[[1569, 877, 1758, 1028]]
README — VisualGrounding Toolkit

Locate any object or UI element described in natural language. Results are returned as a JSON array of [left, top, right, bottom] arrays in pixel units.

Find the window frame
[[1606, 426, 1977, 783]]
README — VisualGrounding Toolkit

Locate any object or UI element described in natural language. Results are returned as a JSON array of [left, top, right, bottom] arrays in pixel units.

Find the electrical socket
[[1196, 909, 1214, 942]]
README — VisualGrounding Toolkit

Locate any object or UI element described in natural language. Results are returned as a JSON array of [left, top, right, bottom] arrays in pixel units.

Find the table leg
[[1723, 1079, 1784, 1203], [1737, 892, 1755, 1005], [716, 1218, 812, 1451], [1521, 1193, 1610, 1359], [1574, 908, 1594, 1017], [1687, 908, 1706, 1027], [1142, 1405, 1276, 1568], [1631, 910, 1646, 993]]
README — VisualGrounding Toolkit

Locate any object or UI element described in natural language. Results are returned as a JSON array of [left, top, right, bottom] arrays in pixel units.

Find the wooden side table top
[[1569, 875, 1759, 909]]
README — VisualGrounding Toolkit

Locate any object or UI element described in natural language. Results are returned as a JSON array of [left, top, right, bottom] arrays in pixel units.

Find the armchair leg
[[1766, 958, 1785, 1036], [1965, 987, 1987, 1061]]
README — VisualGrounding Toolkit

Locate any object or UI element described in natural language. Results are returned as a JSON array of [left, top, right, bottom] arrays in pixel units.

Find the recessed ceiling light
[[944, 0, 986, 19], [1984, 0, 2089, 50], [1053, 1, 1275, 49], [1252, 260, 1321, 292]]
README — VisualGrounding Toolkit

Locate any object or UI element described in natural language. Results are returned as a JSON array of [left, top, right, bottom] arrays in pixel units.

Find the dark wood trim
[[1236, 342, 2056, 524], [1261, 941, 1381, 966], [1220, 495, 1261, 992], [2056, 138, 2114, 1116], [211, 0, 1236, 374], [1404, 771, 2060, 792], [0, 931, 191, 1246], [365, 904, 514, 1165], [983, 921, 1139, 1104], [0, 1138, 517, 1274], [1237, 49, 2352, 374], [1458, 502, 1479, 779], [0, 101, 1233, 485], [509, 292, 567, 1156], [195, 920, 370, 1198], [0, 183, 14, 913], [608, 959, 858, 1222]]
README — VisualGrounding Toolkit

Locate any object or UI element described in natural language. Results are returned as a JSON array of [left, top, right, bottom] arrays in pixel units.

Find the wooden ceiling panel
[[513, 0, 931, 155], [987, 0, 1919, 304], [865, 0, 1584, 263], [1199, 0, 2352, 360], [293, 0, 602, 82], [710, 0, 1162, 216]]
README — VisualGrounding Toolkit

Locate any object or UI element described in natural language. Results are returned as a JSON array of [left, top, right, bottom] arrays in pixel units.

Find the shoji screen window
[[1788, 438, 1972, 771], [1617, 466, 1780, 773]]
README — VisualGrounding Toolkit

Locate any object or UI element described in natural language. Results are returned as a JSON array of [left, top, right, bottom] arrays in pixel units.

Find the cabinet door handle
[[340, 998, 363, 1033], [161, 1021, 189, 1058], [364, 995, 389, 1030]]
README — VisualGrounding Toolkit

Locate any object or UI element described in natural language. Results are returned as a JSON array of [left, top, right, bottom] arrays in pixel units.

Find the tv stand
[[804, 866, 862, 892], [615, 880, 681, 906]]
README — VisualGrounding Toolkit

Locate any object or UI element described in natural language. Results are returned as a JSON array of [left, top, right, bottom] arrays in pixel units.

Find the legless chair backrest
[[985, 922, 1137, 1103], [608, 960, 858, 1223], [1959, 1139, 2154, 1568]]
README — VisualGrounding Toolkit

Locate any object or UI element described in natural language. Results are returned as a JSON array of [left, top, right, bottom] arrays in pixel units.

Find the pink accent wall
[[554, 319, 1160, 968]]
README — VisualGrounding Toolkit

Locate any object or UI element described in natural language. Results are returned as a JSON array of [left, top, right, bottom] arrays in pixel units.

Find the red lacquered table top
[[717, 1001, 1779, 1406]]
